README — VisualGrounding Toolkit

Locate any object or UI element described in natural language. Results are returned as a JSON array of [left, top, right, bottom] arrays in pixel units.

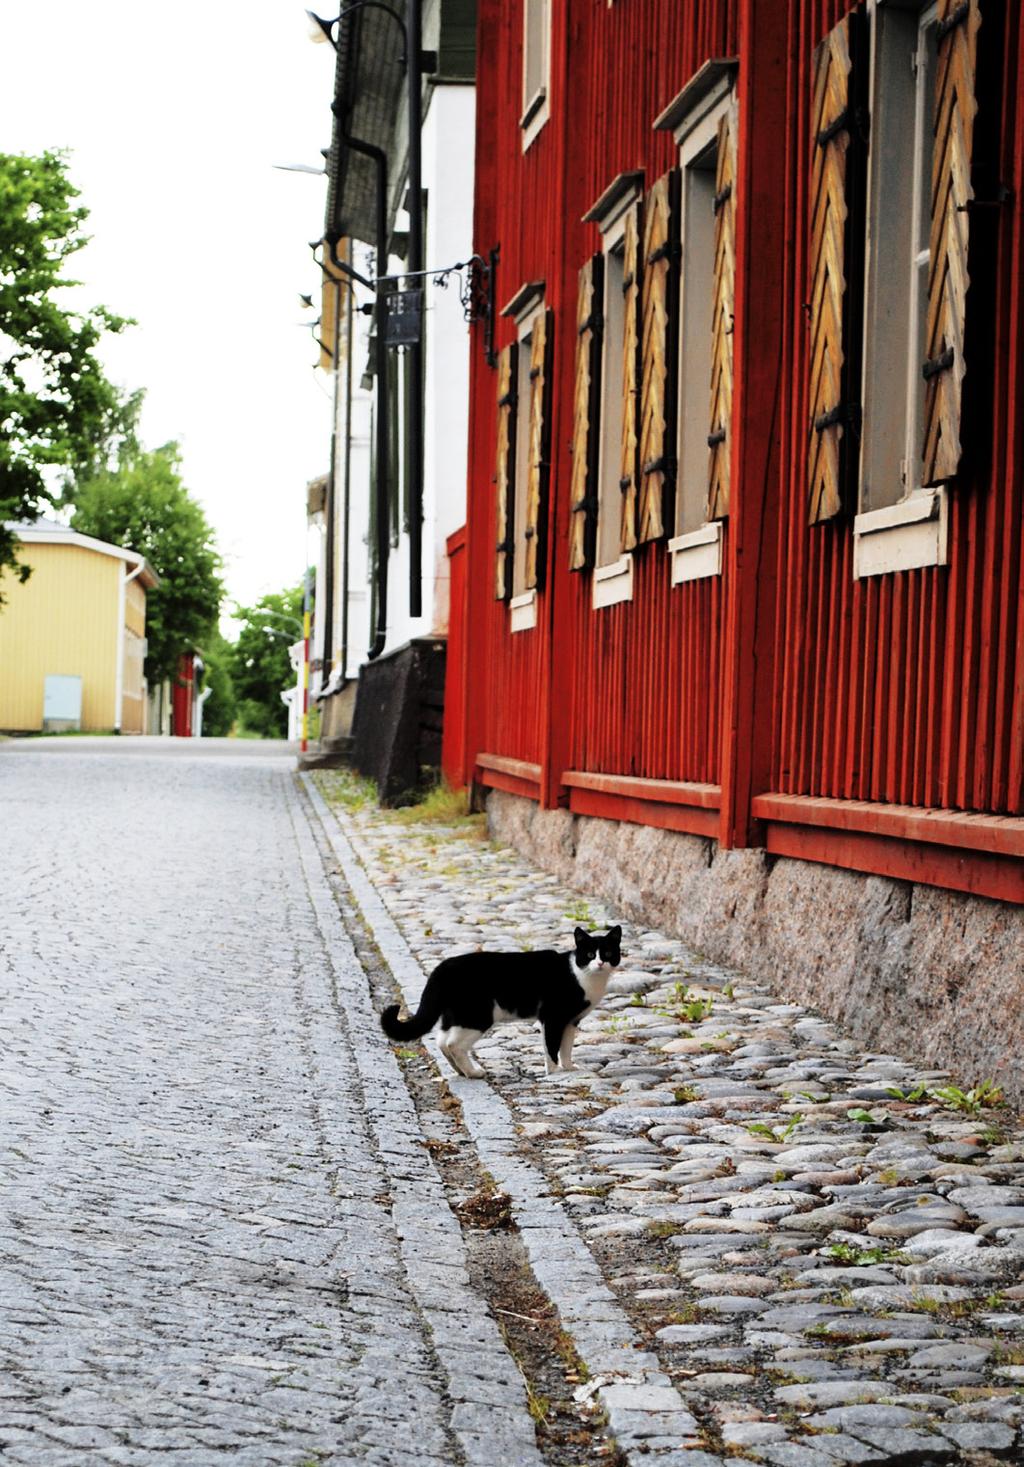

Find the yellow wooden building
[[0, 520, 159, 734]]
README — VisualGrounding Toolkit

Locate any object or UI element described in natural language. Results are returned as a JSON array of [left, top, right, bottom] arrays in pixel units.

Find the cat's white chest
[[577, 960, 612, 1009]]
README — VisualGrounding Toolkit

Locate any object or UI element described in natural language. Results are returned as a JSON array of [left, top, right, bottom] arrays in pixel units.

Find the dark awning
[[324, 4, 408, 248]]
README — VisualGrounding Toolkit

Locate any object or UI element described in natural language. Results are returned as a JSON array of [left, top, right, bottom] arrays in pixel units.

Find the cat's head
[[573, 925, 622, 973]]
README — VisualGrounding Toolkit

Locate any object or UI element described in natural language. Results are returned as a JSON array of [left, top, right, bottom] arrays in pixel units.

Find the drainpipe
[[330, 124, 389, 661], [114, 556, 147, 734], [341, 242, 354, 682], [406, 0, 424, 620], [321, 270, 340, 680]]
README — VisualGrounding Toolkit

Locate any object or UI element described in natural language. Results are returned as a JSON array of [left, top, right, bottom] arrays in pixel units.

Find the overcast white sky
[[1, 0, 336, 623]]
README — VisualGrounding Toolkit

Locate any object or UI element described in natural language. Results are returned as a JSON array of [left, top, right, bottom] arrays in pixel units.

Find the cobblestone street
[[0, 742, 541, 1467]]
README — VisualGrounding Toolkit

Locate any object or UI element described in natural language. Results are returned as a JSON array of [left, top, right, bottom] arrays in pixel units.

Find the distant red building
[[445, 0, 1024, 1097]]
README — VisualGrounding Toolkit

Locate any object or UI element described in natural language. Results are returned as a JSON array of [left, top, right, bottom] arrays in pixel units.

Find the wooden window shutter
[[807, 13, 867, 524], [524, 308, 554, 591], [320, 245, 346, 371], [494, 342, 518, 601], [620, 200, 643, 553], [638, 170, 681, 544], [922, 0, 981, 485], [569, 254, 604, 572], [707, 100, 738, 521]]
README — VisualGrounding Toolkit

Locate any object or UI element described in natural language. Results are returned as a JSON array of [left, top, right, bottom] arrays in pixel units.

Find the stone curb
[[301, 773, 709, 1464], [290, 778, 545, 1467]]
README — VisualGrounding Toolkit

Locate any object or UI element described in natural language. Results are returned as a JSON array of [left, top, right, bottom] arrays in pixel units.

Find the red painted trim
[[446, 525, 467, 557], [752, 792, 1024, 859], [475, 756, 542, 803], [477, 752, 542, 782], [476, 752, 543, 801], [764, 822, 1024, 906], [562, 770, 721, 810], [568, 787, 720, 838]]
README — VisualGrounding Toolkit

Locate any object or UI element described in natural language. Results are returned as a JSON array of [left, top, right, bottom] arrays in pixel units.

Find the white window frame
[[508, 289, 545, 632], [665, 79, 734, 587], [855, 0, 945, 579], [590, 184, 642, 611], [521, 0, 551, 153]]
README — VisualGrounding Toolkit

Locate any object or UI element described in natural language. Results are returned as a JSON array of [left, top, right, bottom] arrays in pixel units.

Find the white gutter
[[114, 557, 147, 733]]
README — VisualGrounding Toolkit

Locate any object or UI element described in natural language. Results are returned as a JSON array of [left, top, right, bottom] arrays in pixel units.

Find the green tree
[[0, 150, 129, 592], [231, 583, 306, 738], [71, 444, 224, 681], [197, 631, 237, 738]]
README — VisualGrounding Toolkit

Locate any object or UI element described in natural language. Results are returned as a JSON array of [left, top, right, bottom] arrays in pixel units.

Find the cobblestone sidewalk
[[312, 772, 1024, 1467]]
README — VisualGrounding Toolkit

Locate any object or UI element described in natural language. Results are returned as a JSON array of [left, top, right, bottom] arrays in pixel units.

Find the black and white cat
[[380, 926, 622, 1079]]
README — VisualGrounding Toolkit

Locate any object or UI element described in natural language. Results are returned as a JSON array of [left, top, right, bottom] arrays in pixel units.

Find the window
[[521, 0, 550, 151], [653, 63, 738, 584], [494, 282, 551, 631], [512, 307, 536, 602], [568, 175, 643, 601], [856, 1, 947, 576], [588, 177, 643, 608]]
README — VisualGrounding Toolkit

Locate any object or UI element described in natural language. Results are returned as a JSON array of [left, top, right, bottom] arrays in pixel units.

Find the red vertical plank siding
[[718, 0, 788, 848], [770, 0, 1024, 820], [441, 529, 467, 789], [467, 0, 738, 792], [464, 0, 1024, 864]]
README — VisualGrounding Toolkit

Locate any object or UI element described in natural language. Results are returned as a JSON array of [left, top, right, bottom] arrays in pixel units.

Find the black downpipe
[[406, 0, 424, 619], [331, 127, 389, 661], [340, 243, 354, 684], [325, 235, 355, 689], [321, 261, 341, 678]]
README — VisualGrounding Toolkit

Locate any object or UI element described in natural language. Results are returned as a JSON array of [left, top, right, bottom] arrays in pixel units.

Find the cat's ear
[[574, 926, 590, 947], [608, 925, 622, 941]]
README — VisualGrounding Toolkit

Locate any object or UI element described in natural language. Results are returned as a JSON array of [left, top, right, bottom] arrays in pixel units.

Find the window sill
[[853, 487, 948, 578], [592, 555, 634, 609], [520, 89, 549, 153], [509, 589, 538, 632], [668, 521, 723, 584]]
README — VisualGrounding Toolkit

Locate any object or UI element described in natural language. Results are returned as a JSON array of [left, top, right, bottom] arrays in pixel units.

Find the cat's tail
[[380, 975, 443, 1040]]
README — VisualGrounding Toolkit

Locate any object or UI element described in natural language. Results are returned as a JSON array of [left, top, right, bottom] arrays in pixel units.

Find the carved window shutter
[[922, 0, 981, 485], [638, 170, 681, 544], [569, 255, 604, 572], [707, 100, 738, 521], [807, 13, 867, 524], [620, 200, 643, 554], [494, 342, 518, 601], [524, 309, 553, 591]]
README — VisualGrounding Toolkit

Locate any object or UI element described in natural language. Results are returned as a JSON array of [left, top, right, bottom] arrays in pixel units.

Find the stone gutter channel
[[300, 774, 703, 1464], [300, 773, 1024, 1467]]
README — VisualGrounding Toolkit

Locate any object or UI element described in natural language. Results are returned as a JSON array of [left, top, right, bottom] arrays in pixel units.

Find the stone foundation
[[486, 789, 1024, 1108]]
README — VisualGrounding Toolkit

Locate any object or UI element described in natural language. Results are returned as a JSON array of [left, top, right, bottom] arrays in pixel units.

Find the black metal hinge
[[922, 346, 955, 381], [937, 1, 970, 42], [817, 107, 851, 148], [814, 402, 862, 433]]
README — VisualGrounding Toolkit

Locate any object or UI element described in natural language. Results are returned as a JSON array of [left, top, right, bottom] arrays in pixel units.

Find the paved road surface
[[0, 742, 527, 1466]]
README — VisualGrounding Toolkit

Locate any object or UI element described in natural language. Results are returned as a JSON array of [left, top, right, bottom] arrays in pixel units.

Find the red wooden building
[[444, 0, 1024, 1098]]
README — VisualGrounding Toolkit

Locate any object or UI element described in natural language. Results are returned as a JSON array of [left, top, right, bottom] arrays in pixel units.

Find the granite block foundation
[[486, 790, 1024, 1109]]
